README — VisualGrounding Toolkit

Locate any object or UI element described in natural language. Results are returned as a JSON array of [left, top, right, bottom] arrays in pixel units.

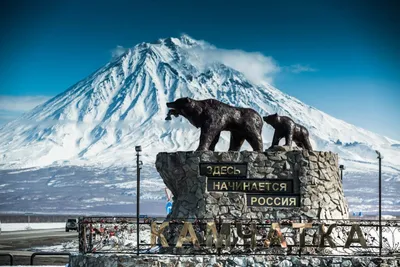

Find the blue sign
[[166, 202, 173, 214]]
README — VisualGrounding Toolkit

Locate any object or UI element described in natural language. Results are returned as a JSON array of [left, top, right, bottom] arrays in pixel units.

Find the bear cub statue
[[263, 113, 313, 150], [166, 97, 264, 152]]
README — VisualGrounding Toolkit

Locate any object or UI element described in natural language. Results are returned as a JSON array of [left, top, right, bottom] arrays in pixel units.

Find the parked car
[[65, 218, 78, 232]]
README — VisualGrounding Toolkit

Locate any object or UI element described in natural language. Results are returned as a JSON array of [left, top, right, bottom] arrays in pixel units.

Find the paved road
[[0, 228, 77, 265], [0, 228, 77, 242]]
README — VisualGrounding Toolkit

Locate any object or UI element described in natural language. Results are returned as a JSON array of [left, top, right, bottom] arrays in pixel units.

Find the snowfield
[[0, 34, 399, 215], [0, 222, 65, 232]]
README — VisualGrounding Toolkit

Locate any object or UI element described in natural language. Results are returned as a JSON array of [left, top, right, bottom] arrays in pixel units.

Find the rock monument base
[[70, 254, 398, 267], [156, 147, 349, 221]]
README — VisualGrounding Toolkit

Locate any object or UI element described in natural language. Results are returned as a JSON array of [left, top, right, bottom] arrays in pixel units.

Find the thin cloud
[[0, 95, 51, 125], [0, 111, 20, 122], [287, 64, 318, 73], [0, 95, 51, 112], [186, 45, 280, 85], [111, 45, 128, 58]]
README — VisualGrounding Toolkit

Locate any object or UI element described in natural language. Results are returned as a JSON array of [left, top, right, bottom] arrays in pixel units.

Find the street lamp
[[339, 165, 345, 181], [375, 150, 383, 256], [135, 145, 142, 256]]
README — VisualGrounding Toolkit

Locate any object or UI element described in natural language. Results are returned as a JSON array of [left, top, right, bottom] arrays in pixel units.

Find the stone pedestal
[[69, 254, 399, 267], [155, 147, 349, 221]]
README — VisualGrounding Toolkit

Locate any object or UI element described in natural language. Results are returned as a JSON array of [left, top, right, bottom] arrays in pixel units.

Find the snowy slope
[[0, 34, 399, 172], [0, 35, 399, 214]]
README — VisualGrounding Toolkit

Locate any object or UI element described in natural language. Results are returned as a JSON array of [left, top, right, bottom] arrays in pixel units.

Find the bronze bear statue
[[166, 97, 263, 152], [263, 113, 313, 150]]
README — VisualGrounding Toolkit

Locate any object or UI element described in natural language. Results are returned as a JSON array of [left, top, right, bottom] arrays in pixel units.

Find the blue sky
[[0, 0, 399, 139]]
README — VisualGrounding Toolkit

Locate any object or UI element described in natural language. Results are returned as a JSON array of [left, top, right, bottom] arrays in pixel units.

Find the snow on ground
[[0, 165, 398, 216], [0, 222, 64, 232], [29, 226, 152, 253], [0, 166, 167, 216]]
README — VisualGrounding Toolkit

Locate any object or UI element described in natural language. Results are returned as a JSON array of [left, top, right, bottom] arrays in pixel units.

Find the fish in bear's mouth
[[165, 103, 180, 120]]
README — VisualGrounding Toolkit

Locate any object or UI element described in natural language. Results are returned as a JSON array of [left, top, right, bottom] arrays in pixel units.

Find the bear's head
[[166, 97, 202, 124], [263, 113, 279, 126]]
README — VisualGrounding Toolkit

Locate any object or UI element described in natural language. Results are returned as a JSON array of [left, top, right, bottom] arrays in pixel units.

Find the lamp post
[[375, 150, 382, 256], [135, 145, 142, 256], [339, 165, 345, 181]]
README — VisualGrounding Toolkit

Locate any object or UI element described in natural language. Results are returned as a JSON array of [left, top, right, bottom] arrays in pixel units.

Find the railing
[[30, 252, 71, 265], [78, 217, 400, 256], [0, 253, 14, 266]]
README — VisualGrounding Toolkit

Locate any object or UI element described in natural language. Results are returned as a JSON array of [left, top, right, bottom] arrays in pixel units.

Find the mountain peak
[[178, 34, 199, 45], [0, 35, 399, 173], [151, 34, 203, 50]]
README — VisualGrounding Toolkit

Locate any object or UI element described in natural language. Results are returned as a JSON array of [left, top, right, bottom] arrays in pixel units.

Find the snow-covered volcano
[[0, 35, 399, 215]]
